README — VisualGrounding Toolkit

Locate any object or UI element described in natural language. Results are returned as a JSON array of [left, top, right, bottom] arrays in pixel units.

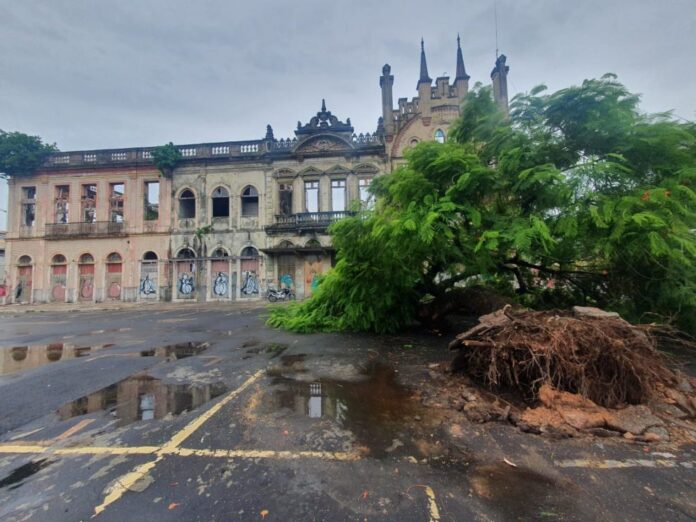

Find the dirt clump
[[440, 306, 696, 443]]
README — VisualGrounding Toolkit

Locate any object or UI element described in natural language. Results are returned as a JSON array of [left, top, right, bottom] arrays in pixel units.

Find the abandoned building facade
[[2, 41, 510, 304]]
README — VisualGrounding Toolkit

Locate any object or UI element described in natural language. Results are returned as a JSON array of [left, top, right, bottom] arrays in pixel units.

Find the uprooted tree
[[268, 75, 696, 334]]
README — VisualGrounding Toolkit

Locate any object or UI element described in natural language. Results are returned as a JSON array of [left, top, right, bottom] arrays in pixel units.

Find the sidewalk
[[0, 299, 268, 315]]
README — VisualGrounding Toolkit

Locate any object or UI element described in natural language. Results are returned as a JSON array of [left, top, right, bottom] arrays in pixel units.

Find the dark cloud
[[0, 0, 694, 227]]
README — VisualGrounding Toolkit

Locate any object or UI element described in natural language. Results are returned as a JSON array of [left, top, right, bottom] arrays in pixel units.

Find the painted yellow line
[[55, 419, 96, 441], [92, 456, 163, 518], [161, 370, 264, 451], [424, 486, 441, 522], [168, 447, 362, 461], [55, 446, 159, 456], [93, 370, 264, 518], [555, 459, 694, 469], [0, 445, 48, 454]]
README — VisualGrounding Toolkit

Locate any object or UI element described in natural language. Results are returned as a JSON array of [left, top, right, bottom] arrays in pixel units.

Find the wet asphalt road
[[0, 304, 695, 521]]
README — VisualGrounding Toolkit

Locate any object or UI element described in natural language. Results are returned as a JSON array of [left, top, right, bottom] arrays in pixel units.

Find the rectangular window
[[55, 185, 70, 223], [359, 178, 374, 209], [144, 181, 159, 221], [279, 183, 293, 216], [81, 184, 97, 223], [109, 183, 125, 223], [331, 179, 346, 212], [305, 181, 319, 213], [21, 186, 36, 226]]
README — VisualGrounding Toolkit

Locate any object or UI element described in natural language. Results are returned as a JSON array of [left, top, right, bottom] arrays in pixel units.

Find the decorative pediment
[[294, 135, 354, 155], [326, 165, 352, 176], [298, 165, 324, 177], [354, 163, 380, 175], [296, 99, 354, 136]]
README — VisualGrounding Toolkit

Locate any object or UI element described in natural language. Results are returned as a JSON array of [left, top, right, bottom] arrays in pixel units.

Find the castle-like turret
[[491, 54, 510, 116]]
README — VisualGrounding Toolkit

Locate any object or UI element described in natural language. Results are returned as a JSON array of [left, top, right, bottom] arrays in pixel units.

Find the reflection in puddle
[[0, 459, 54, 490], [268, 362, 418, 457], [139, 342, 208, 360], [58, 374, 227, 427], [0, 343, 108, 376]]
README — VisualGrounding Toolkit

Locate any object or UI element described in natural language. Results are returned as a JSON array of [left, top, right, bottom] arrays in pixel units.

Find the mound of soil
[[441, 306, 696, 443]]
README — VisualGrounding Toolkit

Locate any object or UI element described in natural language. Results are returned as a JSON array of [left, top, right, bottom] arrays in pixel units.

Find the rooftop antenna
[[494, 2, 499, 58]]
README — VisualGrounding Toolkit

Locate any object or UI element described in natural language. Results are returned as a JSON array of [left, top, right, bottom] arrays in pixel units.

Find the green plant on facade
[[151, 142, 181, 178], [0, 130, 58, 179], [269, 75, 696, 334]]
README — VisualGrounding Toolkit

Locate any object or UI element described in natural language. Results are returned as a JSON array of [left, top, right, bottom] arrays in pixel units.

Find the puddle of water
[[57, 374, 227, 428], [267, 362, 419, 458], [470, 463, 579, 520], [1, 343, 101, 376], [139, 342, 209, 360], [0, 459, 54, 490]]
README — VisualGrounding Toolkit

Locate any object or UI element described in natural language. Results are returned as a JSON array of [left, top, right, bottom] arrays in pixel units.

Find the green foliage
[[269, 75, 696, 334], [151, 142, 181, 178], [0, 130, 58, 178]]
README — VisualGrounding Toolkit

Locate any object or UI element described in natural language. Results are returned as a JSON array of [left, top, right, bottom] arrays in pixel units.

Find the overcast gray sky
[[1, 0, 695, 228]]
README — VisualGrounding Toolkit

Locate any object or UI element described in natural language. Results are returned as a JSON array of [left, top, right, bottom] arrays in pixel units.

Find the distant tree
[[151, 142, 181, 178], [0, 130, 58, 178], [269, 75, 696, 334]]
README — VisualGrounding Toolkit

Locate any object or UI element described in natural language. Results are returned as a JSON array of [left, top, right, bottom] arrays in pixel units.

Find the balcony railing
[[265, 211, 353, 235], [45, 221, 127, 239]]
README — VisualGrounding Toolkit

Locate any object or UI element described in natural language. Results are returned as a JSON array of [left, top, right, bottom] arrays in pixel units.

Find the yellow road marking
[[0, 444, 48, 454], [55, 419, 96, 441], [169, 448, 362, 461], [424, 486, 441, 522], [92, 456, 163, 517], [555, 458, 694, 469], [93, 370, 263, 517], [161, 370, 264, 451]]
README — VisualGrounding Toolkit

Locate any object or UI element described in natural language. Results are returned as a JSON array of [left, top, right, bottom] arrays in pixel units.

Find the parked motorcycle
[[266, 286, 295, 302]]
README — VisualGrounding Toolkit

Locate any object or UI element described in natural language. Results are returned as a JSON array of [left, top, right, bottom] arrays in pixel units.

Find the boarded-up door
[[210, 259, 230, 299], [240, 259, 260, 297], [176, 261, 196, 299], [303, 255, 323, 297], [50, 264, 67, 302], [79, 263, 94, 301], [277, 255, 296, 289], [16, 266, 32, 303], [140, 261, 158, 300], [106, 261, 122, 300]]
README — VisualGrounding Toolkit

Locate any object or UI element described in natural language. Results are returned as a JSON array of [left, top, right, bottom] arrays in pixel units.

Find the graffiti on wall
[[178, 273, 195, 296], [241, 271, 259, 295], [279, 273, 294, 289], [213, 272, 228, 297], [140, 274, 157, 296]]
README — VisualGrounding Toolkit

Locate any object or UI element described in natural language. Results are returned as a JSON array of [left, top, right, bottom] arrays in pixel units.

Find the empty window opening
[[109, 183, 125, 223], [178, 189, 196, 219], [241, 186, 259, 217], [144, 181, 159, 221], [143, 251, 158, 261], [211, 187, 230, 218], [279, 183, 293, 216], [211, 248, 229, 258], [81, 184, 97, 223], [359, 178, 375, 209], [331, 179, 346, 212], [54, 185, 70, 223], [305, 181, 319, 213], [434, 129, 445, 143], [21, 187, 36, 226]]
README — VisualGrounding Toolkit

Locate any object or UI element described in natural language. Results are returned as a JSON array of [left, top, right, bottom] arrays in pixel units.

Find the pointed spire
[[321, 98, 327, 112], [418, 38, 432, 85], [455, 34, 470, 80]]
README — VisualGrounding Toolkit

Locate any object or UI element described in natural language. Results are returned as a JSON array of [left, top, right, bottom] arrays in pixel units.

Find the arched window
[[241, 186, 259, 217], [211, 247, 228, 258], [18, 255, 32, 266], [434, 129, 445, 143], [178, 189, 196, 219], [107, 252, 122, 263], [51, 254, 67, 265], [143, 251, 158, 261], [306, 239, 321, 248], [278, 240, 294, 248], [79, 253, 94, 264], [240, 246, 259, 258], [211, 187, 230, 218], [409, 138, 420, 147], [177, 248, 196, 259]]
